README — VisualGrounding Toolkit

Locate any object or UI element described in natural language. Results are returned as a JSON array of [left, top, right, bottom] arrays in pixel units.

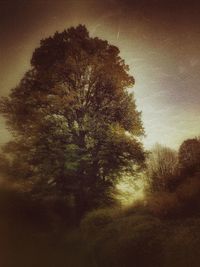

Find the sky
[[0, 0, 200, 149]]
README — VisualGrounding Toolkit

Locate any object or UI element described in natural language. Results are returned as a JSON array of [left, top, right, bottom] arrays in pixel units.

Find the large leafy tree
[[0, 25, 145, 215]]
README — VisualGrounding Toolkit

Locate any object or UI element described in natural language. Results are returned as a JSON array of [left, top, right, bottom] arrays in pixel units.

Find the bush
[[81, 212, 165, 267], [175, 172, 200, 215], [81, 208, 119, 236], [147, 192, 181, 218], [163, 218, 200, 267]]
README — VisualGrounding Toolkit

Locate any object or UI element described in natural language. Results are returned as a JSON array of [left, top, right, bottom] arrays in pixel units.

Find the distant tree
[[147, 144, 179, 193], [0, 25, 145, 217], [178, 138, 200, 175]]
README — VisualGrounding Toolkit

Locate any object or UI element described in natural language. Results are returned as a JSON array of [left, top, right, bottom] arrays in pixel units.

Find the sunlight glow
[[116, 174, 146, 205]]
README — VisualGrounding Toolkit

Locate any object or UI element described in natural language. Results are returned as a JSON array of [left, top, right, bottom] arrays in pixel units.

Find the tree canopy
[[0, 25, 145, 215]]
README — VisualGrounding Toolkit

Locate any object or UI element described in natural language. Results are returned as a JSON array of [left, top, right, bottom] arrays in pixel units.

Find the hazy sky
[[0, 0, 200, 149]]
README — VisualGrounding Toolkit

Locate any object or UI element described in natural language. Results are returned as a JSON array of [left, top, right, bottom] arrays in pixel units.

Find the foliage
[[147, 192, 180, 218], [178, 137, 200, 175], [80, 207, 118, 236], [1, 183, 200, 266], [144, 138, 200, 218], [80, 207, 200, 267], [175, 172, 200, 215], [81, 210, 165, 267], [146, 144, 179, 193], [0, 25, 145, 216], [164, 218, 200, 267]]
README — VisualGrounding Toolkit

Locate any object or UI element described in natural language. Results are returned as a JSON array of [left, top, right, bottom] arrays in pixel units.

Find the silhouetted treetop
[[31, 25, 134, 94]]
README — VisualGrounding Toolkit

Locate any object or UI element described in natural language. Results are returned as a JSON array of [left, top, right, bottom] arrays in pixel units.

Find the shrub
[[175, 172, 200, 215], [81, 213, 165, 267], [163, 218, 200, 267], [81, 208, 119, 236], [147, 192, 181, 218]]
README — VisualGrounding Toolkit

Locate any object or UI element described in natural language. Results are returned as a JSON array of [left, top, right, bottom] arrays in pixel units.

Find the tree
[[146, 144, 179, 192], [0, 25, 145, 217], [178, 138, 200, 175]]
